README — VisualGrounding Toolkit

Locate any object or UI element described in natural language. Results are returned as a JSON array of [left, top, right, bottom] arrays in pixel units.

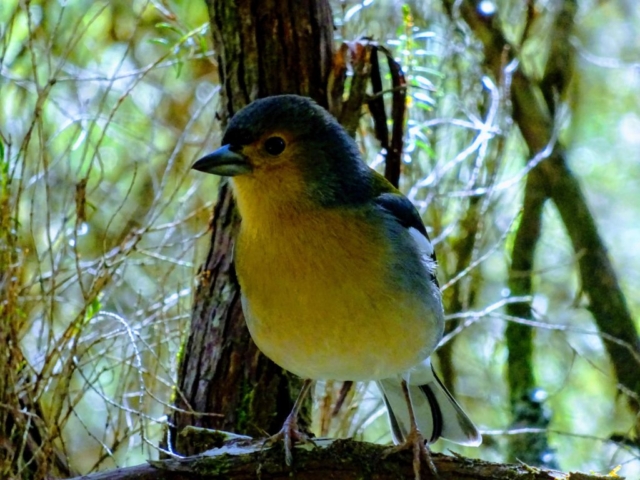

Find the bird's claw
[[383, 428, 438, 480], [263, 417, 316, 466]]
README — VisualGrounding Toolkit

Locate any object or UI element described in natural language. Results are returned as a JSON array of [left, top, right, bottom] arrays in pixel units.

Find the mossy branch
[[63, 437, 616, 480]]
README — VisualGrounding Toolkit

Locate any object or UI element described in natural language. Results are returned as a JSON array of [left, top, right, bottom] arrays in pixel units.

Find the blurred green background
[[1, 0, 639, 477]]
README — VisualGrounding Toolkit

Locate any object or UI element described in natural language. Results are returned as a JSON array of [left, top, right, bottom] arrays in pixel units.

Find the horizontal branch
[[64, 438, 613, 480]]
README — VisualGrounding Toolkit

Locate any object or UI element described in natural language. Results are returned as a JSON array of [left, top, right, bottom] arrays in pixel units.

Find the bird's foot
[[383, 428, 438, 480], [263, 415, 316, 466]]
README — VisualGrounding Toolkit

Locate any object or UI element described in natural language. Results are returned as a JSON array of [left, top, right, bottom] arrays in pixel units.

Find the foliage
[[1, 0, 216, 474], [0, 0, 638, 478]]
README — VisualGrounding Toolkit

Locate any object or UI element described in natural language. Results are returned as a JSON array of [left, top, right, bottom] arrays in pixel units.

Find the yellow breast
[[232, 182, 438, 381]]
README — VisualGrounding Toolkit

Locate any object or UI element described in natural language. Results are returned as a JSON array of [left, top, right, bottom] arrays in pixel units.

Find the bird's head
[[192, 95, 372, 208]]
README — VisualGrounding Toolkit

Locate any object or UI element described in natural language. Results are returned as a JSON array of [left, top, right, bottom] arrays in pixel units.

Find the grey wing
[[374, 192, 439, 287]]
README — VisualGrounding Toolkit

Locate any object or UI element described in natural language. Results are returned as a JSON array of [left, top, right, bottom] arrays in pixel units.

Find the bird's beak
[[192, 144, 252, 176]]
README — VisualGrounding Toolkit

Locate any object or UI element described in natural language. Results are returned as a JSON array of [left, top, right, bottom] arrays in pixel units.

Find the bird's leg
[[263, 378, 315, 466], [383, 379, 438, 480]]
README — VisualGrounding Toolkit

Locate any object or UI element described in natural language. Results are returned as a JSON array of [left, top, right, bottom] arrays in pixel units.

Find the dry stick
[[327, 42, 349, 119], [384, 46, 407, 189], [366, 45, 407, 189], [339, 41, 373, 138], [367, 45, 391, 161]]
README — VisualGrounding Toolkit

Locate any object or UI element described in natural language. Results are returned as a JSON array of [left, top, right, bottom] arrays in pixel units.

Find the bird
[[192, 94, 481, 475]]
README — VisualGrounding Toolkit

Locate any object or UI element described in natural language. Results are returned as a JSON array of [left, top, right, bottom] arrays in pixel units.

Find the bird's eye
[[264, 136, 286, 156]]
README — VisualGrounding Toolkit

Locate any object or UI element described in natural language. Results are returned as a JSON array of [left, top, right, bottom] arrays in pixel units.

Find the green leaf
[[85, 296, 102, 323], [155, 22, 183, 35], [148, 38, 169, 46], [415, 139, 435, 158]]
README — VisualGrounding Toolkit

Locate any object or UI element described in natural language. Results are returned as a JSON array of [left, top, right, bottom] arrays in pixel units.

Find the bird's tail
[[376, 359, 481, 446]]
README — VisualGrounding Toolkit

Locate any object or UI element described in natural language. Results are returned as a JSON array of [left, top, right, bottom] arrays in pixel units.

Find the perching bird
[[192, 94, 481, 471]]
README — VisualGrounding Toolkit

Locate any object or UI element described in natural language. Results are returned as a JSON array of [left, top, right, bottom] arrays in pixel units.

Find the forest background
[[1, 0, 639, 478]]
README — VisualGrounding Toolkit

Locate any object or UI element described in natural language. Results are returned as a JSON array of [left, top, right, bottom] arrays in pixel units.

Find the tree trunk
[[169, 0, 334, 455]]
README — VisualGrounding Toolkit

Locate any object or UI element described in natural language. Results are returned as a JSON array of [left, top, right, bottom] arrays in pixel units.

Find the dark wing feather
[[373, 189, 438, 286], [373, 192, 428, 237]]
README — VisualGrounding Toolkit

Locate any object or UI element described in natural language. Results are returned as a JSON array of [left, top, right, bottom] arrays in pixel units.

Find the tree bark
[[169, 0, 335, 455]]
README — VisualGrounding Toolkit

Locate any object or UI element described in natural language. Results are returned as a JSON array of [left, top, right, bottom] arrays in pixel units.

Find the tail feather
[[381, 394, 405, 444], [377, 359, 481, 446]]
